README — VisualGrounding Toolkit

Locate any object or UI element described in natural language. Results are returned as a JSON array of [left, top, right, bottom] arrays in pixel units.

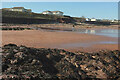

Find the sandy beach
[[2, 30, 118, 52]]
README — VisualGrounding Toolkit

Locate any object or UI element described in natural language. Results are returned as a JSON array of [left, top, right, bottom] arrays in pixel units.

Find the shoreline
[[2, 24, 118, 30]]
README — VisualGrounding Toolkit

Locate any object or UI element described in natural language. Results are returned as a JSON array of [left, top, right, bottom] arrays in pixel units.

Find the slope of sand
[[2, 30, 118, 52]]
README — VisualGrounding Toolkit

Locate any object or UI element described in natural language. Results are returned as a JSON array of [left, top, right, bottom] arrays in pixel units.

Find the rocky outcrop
[[2, 44, 120, 80]]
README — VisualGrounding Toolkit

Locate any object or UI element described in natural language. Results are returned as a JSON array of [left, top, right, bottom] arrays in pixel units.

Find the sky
[[2, 2, 118, 20], [1, 0, 120, 2]]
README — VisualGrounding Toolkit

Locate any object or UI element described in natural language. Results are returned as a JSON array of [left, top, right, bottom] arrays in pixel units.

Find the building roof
[[52, 11, 63, 13], [43, 11, 52, 13], [3, 8, 9, 9], [12, 7, 25, 9], [27, 9, 31, 10], [2, 8, 10, 10], [42, 11, 63, 13]]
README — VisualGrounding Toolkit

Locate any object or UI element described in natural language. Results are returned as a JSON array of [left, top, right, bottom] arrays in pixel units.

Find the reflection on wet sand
[[32, 26, 118, 37]]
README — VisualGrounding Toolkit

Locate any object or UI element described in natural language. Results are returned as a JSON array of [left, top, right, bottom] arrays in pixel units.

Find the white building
[[52, 11, 63, 16], [86, 18, 91, 21], [42, 11, 53, 15], [2, 7, 32, 13], [90, 18, 96, 21], [111, 19, 118, 23], [86, 18, 97, 21], [42, 11, 63, 16]]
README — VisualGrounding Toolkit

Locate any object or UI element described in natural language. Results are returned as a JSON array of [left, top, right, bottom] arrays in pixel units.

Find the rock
[[14, 52, 24, 58], [3, 44, 17, 47], [2, 44, 120, 79]]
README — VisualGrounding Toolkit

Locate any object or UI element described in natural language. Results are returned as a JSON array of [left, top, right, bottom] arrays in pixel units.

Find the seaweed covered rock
[[1, 44, 120, 80]]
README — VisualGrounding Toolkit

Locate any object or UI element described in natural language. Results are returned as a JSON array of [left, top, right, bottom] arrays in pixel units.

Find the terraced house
[[2, 7, 32, 13]]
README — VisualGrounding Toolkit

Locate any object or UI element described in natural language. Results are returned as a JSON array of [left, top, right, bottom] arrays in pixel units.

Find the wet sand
[[67, 44, 118, 52], [2, 30, 118, 52]]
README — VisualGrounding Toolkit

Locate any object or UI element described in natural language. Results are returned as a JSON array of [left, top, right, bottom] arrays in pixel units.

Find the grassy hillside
[[2, 10, 76, 24], [2, 10, 64, 20]]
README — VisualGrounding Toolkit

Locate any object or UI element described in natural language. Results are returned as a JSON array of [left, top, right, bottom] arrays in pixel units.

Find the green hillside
[[2, 10, 65, 20], [2, 10, 76, 24]]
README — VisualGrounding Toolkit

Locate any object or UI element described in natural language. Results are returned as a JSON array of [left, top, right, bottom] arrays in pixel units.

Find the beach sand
[[2, 30, 118, 52]]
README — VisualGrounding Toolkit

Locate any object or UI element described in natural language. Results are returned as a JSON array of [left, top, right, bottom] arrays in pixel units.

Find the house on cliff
[[86, 18, 97, 22], [42, 11, 63, 16], [2, 7, 32, 13], [42, 11, 53, 15]]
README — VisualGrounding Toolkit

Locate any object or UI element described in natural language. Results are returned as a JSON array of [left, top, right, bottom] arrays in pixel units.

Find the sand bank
[[2, 30, 118, 52]]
